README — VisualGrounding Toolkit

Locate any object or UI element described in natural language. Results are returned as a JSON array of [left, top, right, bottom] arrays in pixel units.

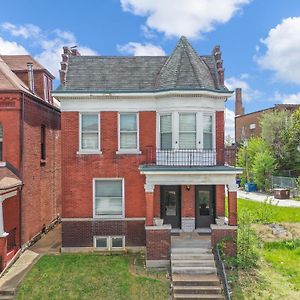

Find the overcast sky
[[1, 0, 300, 138]]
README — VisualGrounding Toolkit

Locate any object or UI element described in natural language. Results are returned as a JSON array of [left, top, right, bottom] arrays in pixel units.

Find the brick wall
[[181, 185, 195, 217], [215, 185, 225, 217], [62, 220, 145, 247], [61, 111, 156, 219], [21, 95, 61, 243], [146, 228, 170, 261], [211, 226, 237, 256], [216, 111, 224, 164]]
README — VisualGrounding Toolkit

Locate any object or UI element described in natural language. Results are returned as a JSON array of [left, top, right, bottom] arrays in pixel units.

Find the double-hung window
[[179, 113, 196, 149], [119, 113, 138, 151], [80, 113, 99, 151], [94, 179, 123, 218], [160, 114, 172, 149], [203, 114, 213, 149]]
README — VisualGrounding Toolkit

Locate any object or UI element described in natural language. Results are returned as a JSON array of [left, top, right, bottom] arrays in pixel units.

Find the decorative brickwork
[[146, 227, 171, 261], [62, 220, 146, 248]]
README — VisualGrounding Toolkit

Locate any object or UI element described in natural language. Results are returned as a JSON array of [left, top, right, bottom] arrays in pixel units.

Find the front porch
[[140, 165, 242, 267]]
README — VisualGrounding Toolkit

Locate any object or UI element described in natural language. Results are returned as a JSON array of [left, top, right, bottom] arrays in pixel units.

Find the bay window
[[203, 114, 213, 149], [160, 114, 172, 149], [179, 113, 196, 149]]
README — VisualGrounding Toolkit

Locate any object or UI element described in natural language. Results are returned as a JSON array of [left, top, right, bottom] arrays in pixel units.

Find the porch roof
[[0, 163, 22, 192], [139, 165, 243, 174]]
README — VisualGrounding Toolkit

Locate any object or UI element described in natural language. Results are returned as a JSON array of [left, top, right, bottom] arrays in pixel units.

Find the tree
[[260, 109, 289, 170]]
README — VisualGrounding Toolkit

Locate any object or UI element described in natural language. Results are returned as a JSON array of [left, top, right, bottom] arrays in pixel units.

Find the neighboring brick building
[[54, 37, 242, 267], [235, 88, 300, 144], [0, 55, 61, 270]]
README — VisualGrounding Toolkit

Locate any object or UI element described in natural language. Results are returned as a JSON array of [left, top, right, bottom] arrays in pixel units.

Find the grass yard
[[16, 254, 169, 300]]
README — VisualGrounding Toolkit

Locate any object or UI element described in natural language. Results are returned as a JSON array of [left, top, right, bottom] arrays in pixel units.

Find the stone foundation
[[181, 217, 195, 232]]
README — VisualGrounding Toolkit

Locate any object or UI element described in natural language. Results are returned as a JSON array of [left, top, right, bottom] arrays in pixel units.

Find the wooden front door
[[160, 186, 181, 228], [195, 185, 215, 228]]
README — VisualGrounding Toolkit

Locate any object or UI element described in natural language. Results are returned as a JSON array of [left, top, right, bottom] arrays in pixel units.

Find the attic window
[[27, 63, 35, 93]]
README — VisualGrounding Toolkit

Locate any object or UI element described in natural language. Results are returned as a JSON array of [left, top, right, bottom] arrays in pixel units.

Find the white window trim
[[78, 112, 102, 154], [93, 178, 125, 219], [93, 236, 125, 251], [93, 236, 109, 250], [157, 111, 216, 150], [178, 112, 197, 149], [117, 112, 141, 154]]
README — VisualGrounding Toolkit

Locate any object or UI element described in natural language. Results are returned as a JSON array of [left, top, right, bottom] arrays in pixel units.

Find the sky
[[0, 0, 300, 139]]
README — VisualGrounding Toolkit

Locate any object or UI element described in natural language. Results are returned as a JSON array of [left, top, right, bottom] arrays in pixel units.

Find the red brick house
[[0, 55, 61, 270], [54, 37, 242, 267]]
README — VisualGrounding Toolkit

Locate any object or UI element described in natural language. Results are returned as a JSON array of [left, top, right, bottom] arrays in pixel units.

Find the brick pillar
[[0, 236, 7, 271], [146, 192, 154, 226], [228, 191, 237, 226], [215, 185, 225, 217], [216, 111, 224, 165]]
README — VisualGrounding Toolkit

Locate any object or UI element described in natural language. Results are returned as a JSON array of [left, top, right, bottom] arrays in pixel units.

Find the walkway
[[0, 224, 61, 299], [238, 190, 300, 208]]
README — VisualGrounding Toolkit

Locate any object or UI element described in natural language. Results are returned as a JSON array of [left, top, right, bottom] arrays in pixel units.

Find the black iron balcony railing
[[145, 147, 237, 167]]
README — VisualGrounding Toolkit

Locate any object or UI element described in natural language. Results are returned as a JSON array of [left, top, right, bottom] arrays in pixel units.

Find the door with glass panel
[[160, 186, 181, 228], [195, 185, 215, 228]]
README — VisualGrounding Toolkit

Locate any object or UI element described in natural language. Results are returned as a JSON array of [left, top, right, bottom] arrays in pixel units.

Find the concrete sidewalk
[[0, 224, 61, 299], [238, 190, 300, 207]]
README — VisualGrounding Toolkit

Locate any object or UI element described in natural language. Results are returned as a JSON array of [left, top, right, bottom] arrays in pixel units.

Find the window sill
[[93, 215, 124, 220], [116, 150, 142, 155], [77, 150, 102, 155]]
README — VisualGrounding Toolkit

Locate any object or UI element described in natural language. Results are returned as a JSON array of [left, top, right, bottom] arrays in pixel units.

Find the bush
[[237, 210, 260, 269], [251, 198, 276, 224]]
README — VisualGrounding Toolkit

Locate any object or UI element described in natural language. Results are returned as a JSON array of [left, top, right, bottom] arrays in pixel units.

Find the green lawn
[[225, 198, 300, 222], [16, 254, 169, 300]]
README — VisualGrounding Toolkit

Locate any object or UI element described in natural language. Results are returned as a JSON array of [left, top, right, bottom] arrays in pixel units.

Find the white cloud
[[117, 42, 166, 56], [225, 76, 262, 102], [0, 22, 97, 78], [225, 108, 235, 139], [120, 0, 251, 38], [0, 37, 28, 55], [273, 91, 300, 104], [257, 17, 300, 85]]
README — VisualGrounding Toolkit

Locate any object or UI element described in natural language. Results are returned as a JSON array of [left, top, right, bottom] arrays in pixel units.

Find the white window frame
[[178, 112, 197, 149], [93, 178, 125, 219], [93, 236, 109, 250], [117, 112, 141, 154], [93, 236, 125, 251], [78, 112, 101, 154], [157, 111, 215, 150]]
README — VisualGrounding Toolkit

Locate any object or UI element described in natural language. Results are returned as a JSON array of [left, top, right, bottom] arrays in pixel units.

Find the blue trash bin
[[245, 182, 257, 192]]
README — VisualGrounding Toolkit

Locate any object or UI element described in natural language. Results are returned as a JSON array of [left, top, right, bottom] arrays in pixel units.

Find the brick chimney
[[213, 45, 224, 86], [235, 88, 244, 116], [59, 46, 81, 86]]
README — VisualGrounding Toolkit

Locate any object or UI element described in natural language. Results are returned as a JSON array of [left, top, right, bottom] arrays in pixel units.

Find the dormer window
[[27, 63, 35, 93]]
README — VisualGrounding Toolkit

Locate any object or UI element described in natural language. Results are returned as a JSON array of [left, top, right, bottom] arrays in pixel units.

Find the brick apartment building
[[54, 37, 242, 267], [0, 55, 61, 269], [235, 88, 300, 144]]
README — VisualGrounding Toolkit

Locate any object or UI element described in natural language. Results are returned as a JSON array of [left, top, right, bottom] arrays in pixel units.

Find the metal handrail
[[214, 245, 232, 300]]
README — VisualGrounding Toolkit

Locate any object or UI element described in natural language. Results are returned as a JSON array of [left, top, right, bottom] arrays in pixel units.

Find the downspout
[[19, 92, 25, 247]]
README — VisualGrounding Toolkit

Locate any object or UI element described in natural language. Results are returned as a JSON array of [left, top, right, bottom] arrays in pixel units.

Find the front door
[[195, 185, 215, 228], [160, 186, 181, 228]]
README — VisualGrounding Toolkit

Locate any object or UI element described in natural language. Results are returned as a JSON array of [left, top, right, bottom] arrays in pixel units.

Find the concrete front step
[[171, 248, 212, 254], [172, 260, 216, 268], [0, 290, 14, 296], [172, 266, 217, 275], [174, 294, 224, 300], [0, 296, 14, 300], [172, 275, 220, 287], [171, 253, 214, 260], [174, 285, 222, 295]]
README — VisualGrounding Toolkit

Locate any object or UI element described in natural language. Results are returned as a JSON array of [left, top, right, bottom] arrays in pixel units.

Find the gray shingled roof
[[57, 37, 229, 93]]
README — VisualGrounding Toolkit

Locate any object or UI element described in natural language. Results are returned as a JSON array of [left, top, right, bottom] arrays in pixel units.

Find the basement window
[[94, 236, 125, 250], [94, 237, 109, 250], [111, 236, 125, 249]]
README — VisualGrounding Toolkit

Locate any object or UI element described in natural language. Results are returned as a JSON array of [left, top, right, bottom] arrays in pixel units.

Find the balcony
[[145, 148, 236, 167]]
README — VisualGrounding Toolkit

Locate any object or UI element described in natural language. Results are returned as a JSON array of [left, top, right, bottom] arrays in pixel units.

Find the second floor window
[[160, 114, 172, 149], [80, 113, 99, 151], [179, 113, 196, 149], [203, 115, 213, 149], [41, 125, 46, 160], [119, 113, 138, 150]]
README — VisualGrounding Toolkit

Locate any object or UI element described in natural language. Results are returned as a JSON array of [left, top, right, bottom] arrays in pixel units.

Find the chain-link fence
[[271, 176, 298, 197]]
